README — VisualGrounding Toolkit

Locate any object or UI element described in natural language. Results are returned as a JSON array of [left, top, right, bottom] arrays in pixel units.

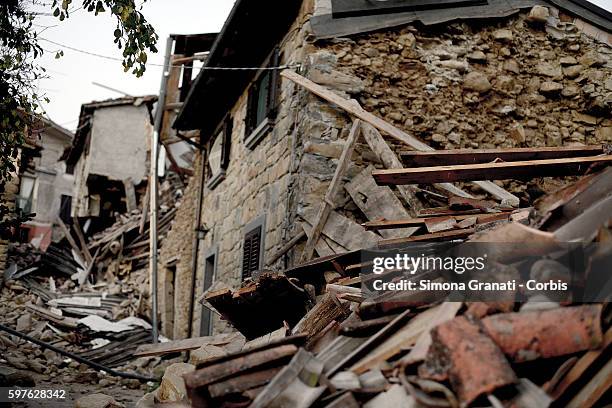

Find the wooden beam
[[345, 166, 411, 239], [71, 218, 93, 265], [56, 217, 87, 266], [378, 228, 476, 248], [281, 70, 519, 206], [400, 146, 605, 167], [373, 156, 612, 185], [359, 123, 425, 216], [184, 344, 298, 390], [300, 120, 362, 262], [208, 367, 282, 399], [361, 123, 472, 203], [134, 334, 239, 357], [362, 212, 510, 231], [266, 230, 306, 266]]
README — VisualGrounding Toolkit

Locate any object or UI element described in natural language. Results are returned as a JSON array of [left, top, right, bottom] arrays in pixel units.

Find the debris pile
[[162, 165, 612, 408], [0, 172, 187, 403]]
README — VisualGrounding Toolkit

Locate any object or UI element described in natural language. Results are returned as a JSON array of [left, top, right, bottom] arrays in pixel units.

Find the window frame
[[244, 48, 281, 150], [206, 115, 233, 190], [241, 214, 266, 280], [200, 245, 218, 337]]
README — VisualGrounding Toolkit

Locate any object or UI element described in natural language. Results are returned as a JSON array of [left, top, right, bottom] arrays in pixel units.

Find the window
[[17, 175, 36, 215], [206, 117, 232, 189], [59, 195, 72, 225], [242, 215, 266, 280], [244, 48, 281, 149], [200, 248, 217, 337]]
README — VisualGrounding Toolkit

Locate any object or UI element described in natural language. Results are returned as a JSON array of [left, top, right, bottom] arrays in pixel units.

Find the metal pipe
[[187, 151, 206, 339], [0, 323, 158, 382], [150, 36, 175, 344]]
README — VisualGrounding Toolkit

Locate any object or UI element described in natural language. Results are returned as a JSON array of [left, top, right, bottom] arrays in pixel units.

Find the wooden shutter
[[221, 117, 232, 170], [266, 47, 281, 119], [242, 226, 262, 279]]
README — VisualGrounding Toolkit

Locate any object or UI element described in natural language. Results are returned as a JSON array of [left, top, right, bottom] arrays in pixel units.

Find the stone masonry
[[159, 1, 611, 339]]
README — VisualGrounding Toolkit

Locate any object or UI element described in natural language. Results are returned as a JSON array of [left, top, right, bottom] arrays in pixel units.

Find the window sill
[[245, 118, 272, 150], [206, 170, 226, 190]]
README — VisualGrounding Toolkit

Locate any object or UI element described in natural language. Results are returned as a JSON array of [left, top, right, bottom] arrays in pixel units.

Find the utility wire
[[39, 38, 301, 71]]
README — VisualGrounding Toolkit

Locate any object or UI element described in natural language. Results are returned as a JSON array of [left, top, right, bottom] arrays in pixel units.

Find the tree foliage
[[0, 0, 157, 236]]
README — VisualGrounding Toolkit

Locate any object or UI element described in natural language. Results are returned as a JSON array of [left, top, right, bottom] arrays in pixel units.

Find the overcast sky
[[31, 0, 610, 131], [31, 0, 236, 131]]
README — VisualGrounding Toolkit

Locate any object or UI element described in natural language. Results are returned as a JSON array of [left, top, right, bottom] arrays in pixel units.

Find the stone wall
[[160, 0, 317, 339], [160, 3, 611, 339], [158, 155, 201, 339], [314, 6, 611, 199], [0, 155, 20, 275]]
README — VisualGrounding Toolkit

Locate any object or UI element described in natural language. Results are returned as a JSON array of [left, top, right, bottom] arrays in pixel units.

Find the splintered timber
[[372, 279, 569, 292]]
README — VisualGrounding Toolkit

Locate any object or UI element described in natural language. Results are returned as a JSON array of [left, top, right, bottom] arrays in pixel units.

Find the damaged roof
[[312, 0, 612, 39], [172, 0, 303, 137], [61, 95, 156, 166]]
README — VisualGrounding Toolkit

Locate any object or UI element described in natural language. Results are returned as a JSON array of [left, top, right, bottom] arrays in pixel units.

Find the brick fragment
[[482, 305, 603, 363]]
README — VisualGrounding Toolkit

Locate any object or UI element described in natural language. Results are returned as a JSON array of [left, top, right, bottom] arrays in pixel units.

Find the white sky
[[31, 0, 611, 131], [31, 0, 237, 131]]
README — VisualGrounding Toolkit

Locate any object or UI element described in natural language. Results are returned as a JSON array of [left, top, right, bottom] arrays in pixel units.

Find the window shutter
[[221, 117, 232, 170], [242, 226, 262, 279], [246, 85, 258, 136], [267, 48, 281, 119]]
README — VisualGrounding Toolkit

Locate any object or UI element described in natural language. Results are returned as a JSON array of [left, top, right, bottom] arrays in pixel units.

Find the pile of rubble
[[0, 174, 187, 405], [143, 162, 610, 407]]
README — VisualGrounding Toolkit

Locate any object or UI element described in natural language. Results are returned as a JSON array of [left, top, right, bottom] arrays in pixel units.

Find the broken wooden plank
[[566, 358, 612, 408], [325, 391, 360, 408], [207, 366, 282, 399], [123, 178, 137, 212], [266, 230, 306, 266], [71, 220, 93, 265], [301, 120, 362, 262], [550, 328, 612, 400], [554, 194, 612, 241], [327, 309, 413, 377], [56, 217, 87, 266], [378, 228, 475, 248], [424, 216, 457, 233], [350, 304, 450, 374], [360, 123, 425, 216], [400, 145, 605, 167], [134, 333, 243, 357], [362, 212, 510, 231], [345, 166, 411, 239], [184, 344, 298, 390], [292, 293, 351, 346], [373, 156, 612, 185], [250, 349, 325, 408], [282, 71, 518, 205], [361, 122, 474, 204], [303, 210, 379, 252]]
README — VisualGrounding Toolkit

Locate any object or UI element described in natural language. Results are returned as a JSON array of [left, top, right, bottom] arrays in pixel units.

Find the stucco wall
[[30, 128, 74, 225], [72, 104, 152, 217], [88, 105, 151, 182]]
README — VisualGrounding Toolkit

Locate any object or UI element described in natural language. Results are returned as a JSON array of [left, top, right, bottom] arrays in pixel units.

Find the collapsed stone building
[[61, 96, 157, 234], [158, 0, 612, 340]]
